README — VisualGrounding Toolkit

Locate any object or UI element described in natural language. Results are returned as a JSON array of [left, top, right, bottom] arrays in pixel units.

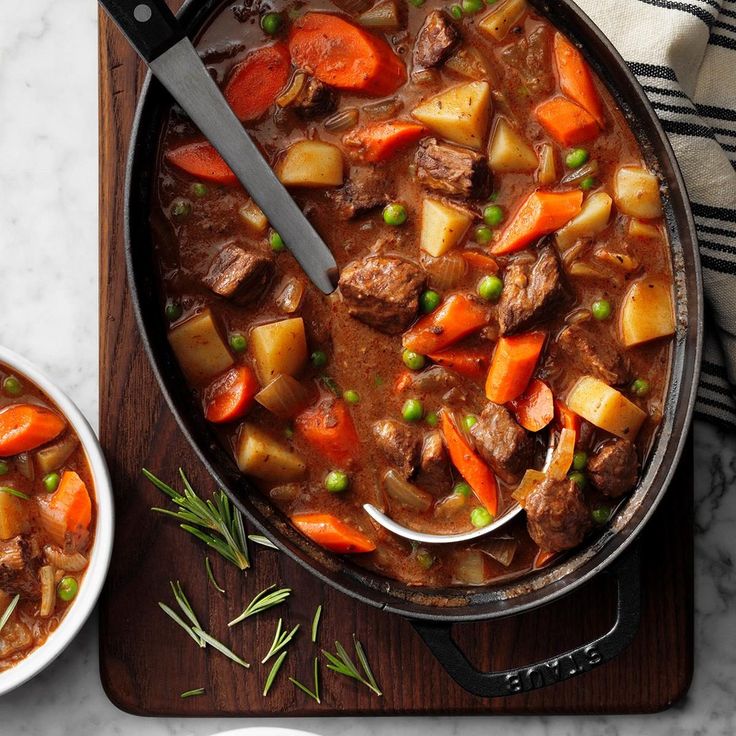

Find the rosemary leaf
[[263, 650, 287, 696], [228, 585, 291, 627], [248, 534, 278, 550], [262, 619, 300, 663], [0, 594, 20, 635], [353, 635, 381, 696], [180, 687, 205, 699], [310, 604, 322, 643], [205, 556, 225, 594], [0, 487, 30, 500], [313, 656, 320, 703], [289, 666, 321, 705], [158, 603, 205, 648], [170, 581, 203, 633], [192, 627, 250, 668], [323, 638, 382, 696]]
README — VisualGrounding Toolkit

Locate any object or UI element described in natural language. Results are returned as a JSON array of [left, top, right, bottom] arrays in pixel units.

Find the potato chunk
[[620, 277, 675, 347], [556, 192, 612, 250], [0, 493, 29, 540], [613, 166, 662, 219], [489, 118, 538, 173], [420, 198, 473, 257], [236, 423, 306, 482], [276, 140, 344, 187], [250, 317, 308, 385], [567, 376, 647, 439], [168, 309, 234, 383], [238, 199, 268, 235], [479, 0, 527, 41], [412, 81, 491, 150]]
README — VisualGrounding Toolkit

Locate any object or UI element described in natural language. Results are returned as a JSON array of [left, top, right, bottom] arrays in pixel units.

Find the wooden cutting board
[[98, 3, 693, 716]]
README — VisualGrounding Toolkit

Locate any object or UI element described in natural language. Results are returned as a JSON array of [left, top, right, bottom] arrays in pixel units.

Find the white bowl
[[0, 346, 113, 697]]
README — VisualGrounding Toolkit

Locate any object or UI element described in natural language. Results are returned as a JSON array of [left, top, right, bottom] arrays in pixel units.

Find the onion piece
[[453, 549, 488, 585], [358, 0, 403, 31], [276, 278, 305, 314], [423, 252, 467, 290], [39, 565, 55, 618], [547, 428, 576, 480], [411, 69, 440, 86], [383, 470, 433, 512], [560, 159, 599, 185], [276, 72, 306, 109], [15, 453, 34, 481], [324, 108, 359, 132], [568, 262, 606, 279], [44, 546, 88, 572], [362, 97, 403, 121], [255, 374, 310, 419], [35, 433, 79, 475], [537, 143, 557, 185], [445, 45, 490, 81], [484, 537, 518, 567], [511, 468, 546, 507]]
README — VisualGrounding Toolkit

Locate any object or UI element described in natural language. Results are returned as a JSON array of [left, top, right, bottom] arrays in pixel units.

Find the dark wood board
[[98, 3, 694, 716]]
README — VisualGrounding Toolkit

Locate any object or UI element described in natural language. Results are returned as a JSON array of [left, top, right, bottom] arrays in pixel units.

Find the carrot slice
[[460, 250, 499, 272], [554, 399, 581, 436], [204, 365, 259, 424], [402, 294, 489, 355], [224, 44, 291, 122], [289, 13, 406, 96], [343, 121, 427, 163], [0, 404, 66, 456], [165, 141, 237, 185], [427, 347, 490, 381], [39, 471, 92, 547], [535, 96, 599, 146], [534, 548, 558, 568], [440, 412, 498, 516], [485, 332, 546, 404], [509, 378, 554, 432], [492, 189, 583, 255], [553, 33, 605, 127], [291, 513, 376, 553], [295, 398, 360, 466]]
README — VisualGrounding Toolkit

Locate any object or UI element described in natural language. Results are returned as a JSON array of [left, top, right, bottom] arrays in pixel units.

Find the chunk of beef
[[339, 256, 426, 334], [470, 402, 534, 484], [0, 536, 40, 600], [415, 138, 491, 199], [373, 420, 420, 478], [418, 429, 451, 492], [557, 323, 631, 385], [291, 77, 336, 119], [202, 243, 275, 305], [587, 439, 639, 497], [525, 476, 592, 552], [329, 167, 392, 220], [413, 10, 459, 69], [497, 244, 568, 334]]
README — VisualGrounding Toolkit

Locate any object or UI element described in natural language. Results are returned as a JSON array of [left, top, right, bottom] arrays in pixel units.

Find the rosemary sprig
[[192, 628, 250, 668], [0, 594, 20, 635], [158, 580, 206, 647], [263, 650, 287, 696], [319, 375, 341, 396], [289, 657, 321, 703], [180, 687, 205, 699], [323, 636, 382, 696], [205, 556, 225, 594], [262, 618, 300, 663], [0, 487, 29, 500], [248, 534, 278, 550], [228, 585, 291, 627], [144, 468, 249, 570], [311, 604, 322, 643]]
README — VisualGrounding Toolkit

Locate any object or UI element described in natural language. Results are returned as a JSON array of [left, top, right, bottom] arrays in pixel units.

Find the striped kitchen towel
[[575, 0, 736, 431]]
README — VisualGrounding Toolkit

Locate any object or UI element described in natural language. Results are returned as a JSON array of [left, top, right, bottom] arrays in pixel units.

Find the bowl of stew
[[126, 0, 700, 619], [0, 347, 113, 696]]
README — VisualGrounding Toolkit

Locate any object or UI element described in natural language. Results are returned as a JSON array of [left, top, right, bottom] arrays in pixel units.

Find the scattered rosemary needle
[[159, 603, 204, 648], [228, 585, 291, 627], [311, 604, 322, 643], [0, 487, 30, 500], [323, 636, 382, 696], [180, 687, 205, 699], [262, 618, 300, 663], [144, 468, 249, 570], [0, 594, 20, 635], [205, 556, 225, 594], [192, 628, 250, 668], [263, 650, 287, 696], [248, 534, 278, 550], [289, 657, 321, 704], [158, 580, 206, 647]]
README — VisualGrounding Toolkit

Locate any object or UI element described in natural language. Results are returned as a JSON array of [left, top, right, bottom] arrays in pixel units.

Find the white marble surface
[[0, 1, 734, 734]]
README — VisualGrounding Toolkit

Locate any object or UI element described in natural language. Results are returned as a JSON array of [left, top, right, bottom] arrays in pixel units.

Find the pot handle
[[412, 545, 640, 698]]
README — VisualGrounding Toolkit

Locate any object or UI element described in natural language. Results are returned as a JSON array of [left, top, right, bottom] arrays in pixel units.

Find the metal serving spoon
[[99, 0, 338, 294], [363, 445, 554, 544]]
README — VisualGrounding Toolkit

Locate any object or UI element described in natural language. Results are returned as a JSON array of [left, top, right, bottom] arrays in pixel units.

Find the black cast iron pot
[[125, 0, 703, 697]]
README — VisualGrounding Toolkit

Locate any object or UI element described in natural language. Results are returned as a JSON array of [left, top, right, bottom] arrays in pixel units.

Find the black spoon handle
[[99, 0, 184, 62]]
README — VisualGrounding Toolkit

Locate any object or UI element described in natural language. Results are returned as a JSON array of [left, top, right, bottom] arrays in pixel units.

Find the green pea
[[229, 333, 247, 353], [453, 481, 472, 497], [402, 349, 426, 372], [477, 274, 503, 302], [191, 182, 208, 198], [383, 203, 408, 226], [569, 470, 587, 490], [343, 389, 360, 405], [324, 470, 349, 493], [416, 548, 435, 569], [57, 576, 79, 602], [449, 3, 463, 19], [43, 473, 60, 494], [170, 198, 191, 219], [311, 350, 328, 368], [425, 411, 439, 427], [2, 376, 22, 397], [269, 231, 285, 252], [580, 176, 597, 191], [572, 450, 588, 471], [420, 289, 441, 314], [474, 225, 492, 244], [409, 0, 425, 6], [470, 507, 493, 528], [402, 398, 424, 422], [164, 301, 182, 322], [631, 378, 650, 397], [592, 506, 611, 524], [0, 461, 8, 476], [565, 148, 589, 169], [260, 11, 283, 34], [483, 204, 504, 227], [462, 414, 478, 431], [591, 298, 612, 321], [462, 0, 484, 13]]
